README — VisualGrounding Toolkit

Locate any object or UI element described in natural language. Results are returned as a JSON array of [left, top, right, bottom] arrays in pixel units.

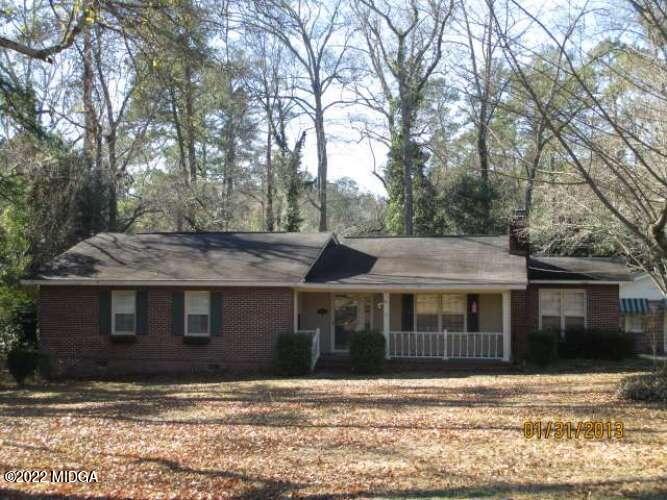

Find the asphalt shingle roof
[[528, 256, 632, 281], [33, 232, 333, 283], [31, 232, 631, 287], [306, 235, 528, 286]]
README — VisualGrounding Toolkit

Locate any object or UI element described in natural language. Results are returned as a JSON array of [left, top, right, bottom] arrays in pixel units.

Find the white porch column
[[293, 289, 299, 332], [383, 292, 390, 359], [502, 291, 512, 362]]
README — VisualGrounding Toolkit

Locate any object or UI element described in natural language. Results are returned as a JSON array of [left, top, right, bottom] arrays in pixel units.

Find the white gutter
[[21, 279, 527, 290], [529, 280, 626, 285], [295, 283, 527, 292], [20, 279, 298, 287]]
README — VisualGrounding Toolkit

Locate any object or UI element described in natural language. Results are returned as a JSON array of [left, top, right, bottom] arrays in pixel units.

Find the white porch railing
[[296, 328, 320, 371], [388, 331, 505, 360]]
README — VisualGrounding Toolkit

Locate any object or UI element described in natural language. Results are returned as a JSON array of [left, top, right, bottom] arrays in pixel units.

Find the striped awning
[[620, 298, 649, 314]]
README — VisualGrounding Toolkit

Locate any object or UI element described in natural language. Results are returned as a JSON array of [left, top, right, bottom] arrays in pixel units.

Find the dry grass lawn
[[0, 360, 665, 499]]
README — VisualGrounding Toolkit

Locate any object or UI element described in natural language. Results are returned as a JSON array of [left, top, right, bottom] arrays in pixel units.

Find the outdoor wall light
[[317, 308, 328, 316]]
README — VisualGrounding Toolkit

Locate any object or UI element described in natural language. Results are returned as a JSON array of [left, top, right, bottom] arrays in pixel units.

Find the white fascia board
[[529, 280, 625, 285], [20, 279, 297, 287], [294, 283, 527, 292]]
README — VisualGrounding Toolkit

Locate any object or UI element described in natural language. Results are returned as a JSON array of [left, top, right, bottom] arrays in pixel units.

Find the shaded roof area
[[306, 235, 528, 286], [33, 232, 333, 283], [528, 256, 632, 282]]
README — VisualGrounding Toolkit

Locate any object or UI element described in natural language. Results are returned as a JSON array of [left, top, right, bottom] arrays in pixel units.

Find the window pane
[[416, 314, 439, 332], [626, 315, 643, 332], [541, 316, 561, 331], [186, 291, 210, 314], [416, 295, 440, 314], [187, 314, 209, 334], [442, 294, 465, 314], [442, 314, 465, 332], [564, 291, 586, 317], [114, 313, 135, 333], [540, 290, 561, 316], [564, 316, 585, 330], [416, 295, 439, 331]]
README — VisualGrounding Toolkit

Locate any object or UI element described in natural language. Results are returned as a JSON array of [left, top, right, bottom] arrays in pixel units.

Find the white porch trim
[[502, 291, 512, 362], [383, 292, 390, 359]]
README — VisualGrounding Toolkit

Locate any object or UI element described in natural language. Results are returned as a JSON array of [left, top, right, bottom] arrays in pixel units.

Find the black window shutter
[[467, 294, 480, 332], [211, 291, 223, 336], [99, 290, 111, 335], [401, 294, 414, 331], [136, 290, 149, 335], [172, 291, 184, 336]]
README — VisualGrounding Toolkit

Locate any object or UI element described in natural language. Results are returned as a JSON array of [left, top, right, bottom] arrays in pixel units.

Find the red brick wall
[[39, 286, 294, 376], [511, 284, 621, 362]]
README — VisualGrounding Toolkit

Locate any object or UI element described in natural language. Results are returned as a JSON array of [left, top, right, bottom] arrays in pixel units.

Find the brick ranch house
[[23, 222, 632, 376]]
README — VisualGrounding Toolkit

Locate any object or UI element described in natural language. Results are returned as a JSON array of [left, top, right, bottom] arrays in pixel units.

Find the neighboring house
[[23, 219, 632, 376], [620, 274, 666, 355]]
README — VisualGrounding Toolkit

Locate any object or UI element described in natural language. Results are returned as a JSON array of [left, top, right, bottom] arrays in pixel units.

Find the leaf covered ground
[[0, 360, 665, 499]]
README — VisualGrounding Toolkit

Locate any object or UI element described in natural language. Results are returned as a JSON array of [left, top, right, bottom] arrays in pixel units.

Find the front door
[[333, 294, 371, 351]]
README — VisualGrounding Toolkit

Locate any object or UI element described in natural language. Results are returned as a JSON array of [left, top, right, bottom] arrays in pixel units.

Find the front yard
[[0, 360, 665, 498]]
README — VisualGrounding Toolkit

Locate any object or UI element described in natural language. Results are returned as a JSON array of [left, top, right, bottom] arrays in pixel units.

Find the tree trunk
[[477, 99, 491, 222], [223, 122, 236, 230], [184, 62, 197, 185], [107, 128, 118, 230], [82, 27, 97, 174], [399, 88, 414, 236], [265, 127, 274, 232], [314, 93, 327, 232]]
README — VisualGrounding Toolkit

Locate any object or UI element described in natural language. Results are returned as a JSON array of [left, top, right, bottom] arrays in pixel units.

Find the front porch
[[294, 290, 512, 364]]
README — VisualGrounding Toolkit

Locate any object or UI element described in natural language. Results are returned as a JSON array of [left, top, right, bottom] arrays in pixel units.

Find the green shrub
[[349, 330, 385, 374], [618, 369, 667, 402], [37, 352, 54, 380], [274, 333, 312, 376], [559, 329, 633, 360], [527, 330, 559, 366], [593, 330, 634, 361], [558, 328, 590, 359], [6, 346, 39, 385]]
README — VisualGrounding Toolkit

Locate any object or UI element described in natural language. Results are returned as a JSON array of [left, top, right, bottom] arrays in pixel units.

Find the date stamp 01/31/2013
[[524, 420, 625, 440]]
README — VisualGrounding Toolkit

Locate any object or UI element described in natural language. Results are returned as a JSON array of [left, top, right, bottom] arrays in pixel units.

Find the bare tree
[[355, 0, 455, 235], [492, 0, 667, 291], [459, 0, 510, 221], [244, 0, 355, 231]]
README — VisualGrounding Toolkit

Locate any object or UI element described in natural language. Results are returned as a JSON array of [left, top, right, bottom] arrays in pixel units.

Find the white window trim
[[413, 293, 467, 333], [538, 288, 587, 331], [184, 291, 210, 337], [111, 290, 136, 336]]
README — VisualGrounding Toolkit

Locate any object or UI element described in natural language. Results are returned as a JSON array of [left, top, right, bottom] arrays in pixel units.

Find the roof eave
[[20, 279, 300, 287]]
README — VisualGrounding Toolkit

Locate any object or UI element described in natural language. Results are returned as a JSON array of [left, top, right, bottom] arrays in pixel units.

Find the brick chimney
[[509, 209, 529, 256]]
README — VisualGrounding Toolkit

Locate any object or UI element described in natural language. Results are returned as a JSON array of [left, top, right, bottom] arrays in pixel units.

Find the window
[[112, 290, 136, 335], [539, 289, 586, 332], [185, 291, 210, 336], [625, 315, 643, 333], [414, 294, 466, 332]]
